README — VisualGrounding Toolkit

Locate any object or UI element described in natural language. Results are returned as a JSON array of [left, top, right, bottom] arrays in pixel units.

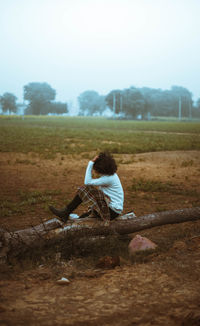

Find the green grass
[[0, 115, 199, 157], [131, 178, 175, 193], [130, 178, 199, 197], [0, 189, 61, 217]]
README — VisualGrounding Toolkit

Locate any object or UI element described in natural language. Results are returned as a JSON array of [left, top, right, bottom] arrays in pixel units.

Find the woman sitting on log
[[49, 152, 124, 223]]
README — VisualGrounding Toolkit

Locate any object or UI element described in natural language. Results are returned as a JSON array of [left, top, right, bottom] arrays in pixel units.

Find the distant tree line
[[0, 82, 68, 115], [1, 82, 200, 118], [24, 82, 68, 115], [78, 86, 200, 119], [0, 92, 18, 114], [78, 90, 106, 116]]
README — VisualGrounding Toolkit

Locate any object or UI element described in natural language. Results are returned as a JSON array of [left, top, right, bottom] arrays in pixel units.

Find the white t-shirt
[[84, 161, 124, 213]]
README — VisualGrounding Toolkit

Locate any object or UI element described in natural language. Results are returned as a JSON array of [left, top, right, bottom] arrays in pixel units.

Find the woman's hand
[[92, 155, 99, 162]]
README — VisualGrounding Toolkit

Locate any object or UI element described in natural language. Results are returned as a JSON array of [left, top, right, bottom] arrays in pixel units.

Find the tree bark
[[0, 207, 200, 261]]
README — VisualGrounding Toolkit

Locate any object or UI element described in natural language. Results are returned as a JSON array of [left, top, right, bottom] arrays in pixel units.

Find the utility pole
[[113, 93, 116, 116], [179, 96, 182, 120], [189, 99, 192, 120], [120, 94, 123, 112]]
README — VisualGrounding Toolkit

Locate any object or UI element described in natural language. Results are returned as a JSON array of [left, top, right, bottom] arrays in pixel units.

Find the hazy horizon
[[0, 0, 200, 106]]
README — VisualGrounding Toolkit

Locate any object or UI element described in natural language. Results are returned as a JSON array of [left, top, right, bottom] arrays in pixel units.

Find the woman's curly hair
[[93, 152, 117, 175]]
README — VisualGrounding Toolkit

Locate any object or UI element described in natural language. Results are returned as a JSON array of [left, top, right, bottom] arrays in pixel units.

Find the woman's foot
[[49, 206, 69, 223]]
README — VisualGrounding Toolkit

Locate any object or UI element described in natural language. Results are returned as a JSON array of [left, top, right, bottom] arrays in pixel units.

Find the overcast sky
[[0, 0, 200, 107]]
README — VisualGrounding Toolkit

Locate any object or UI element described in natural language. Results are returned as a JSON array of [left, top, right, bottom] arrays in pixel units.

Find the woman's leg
[[49, 194, 82, 223], [109, 208, 119, 220], [77, 185, 110, 221], [87, 208, 119, 220], [49, 185, 113, 223]]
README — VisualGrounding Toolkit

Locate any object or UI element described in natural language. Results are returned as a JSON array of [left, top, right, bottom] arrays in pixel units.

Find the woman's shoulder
[[103, 173, 120, 182], [102, 172, 117, 178]]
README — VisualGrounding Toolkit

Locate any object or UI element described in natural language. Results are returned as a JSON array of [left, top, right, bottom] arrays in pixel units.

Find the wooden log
[[53, 207, 200, 238], [0, 207, 200, 261], [0, 218, 62, 261], [112, 207, 200, 235]]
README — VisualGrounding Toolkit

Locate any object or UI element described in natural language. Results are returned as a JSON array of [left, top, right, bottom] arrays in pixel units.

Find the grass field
[[0, 115, 200, 157]]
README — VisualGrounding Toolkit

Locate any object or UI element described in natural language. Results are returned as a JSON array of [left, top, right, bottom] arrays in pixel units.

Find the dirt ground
[[0, 151, 200, 325]]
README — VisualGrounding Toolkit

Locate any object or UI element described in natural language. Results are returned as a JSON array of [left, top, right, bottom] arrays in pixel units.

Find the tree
[[78, 90, 106, 116], [140, 86, 194, 118], [106, 88, 145, 118], [49, 102, 68, 115], [105, 90, 123, 115], [193, 98, 200, 118], [0, 92, 17, 114], [122, 87, 145, 118], [24, 82, 56, 115], [170, 86, 193, 118], [157, 90, 175, 117], [197, 98, 200, 109], [139, 87, 161, 118]]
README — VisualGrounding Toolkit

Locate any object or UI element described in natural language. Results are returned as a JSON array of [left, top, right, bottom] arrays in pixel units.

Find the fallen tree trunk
[[1, 207, 200, 261], [51, 207, 200, 240], [0, 219, 62, 261]]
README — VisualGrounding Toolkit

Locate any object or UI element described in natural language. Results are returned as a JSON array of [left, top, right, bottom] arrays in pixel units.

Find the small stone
[[56, 277, 70, 285]]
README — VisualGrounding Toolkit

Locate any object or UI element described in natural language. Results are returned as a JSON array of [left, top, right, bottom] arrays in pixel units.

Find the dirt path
[[0, 151, 200, 325]]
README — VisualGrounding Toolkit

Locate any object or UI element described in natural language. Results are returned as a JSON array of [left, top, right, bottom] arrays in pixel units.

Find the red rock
[[128, 234, 157, 255]]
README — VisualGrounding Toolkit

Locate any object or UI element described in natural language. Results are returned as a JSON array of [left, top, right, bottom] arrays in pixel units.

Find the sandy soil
[[0, 151, 200, 325]]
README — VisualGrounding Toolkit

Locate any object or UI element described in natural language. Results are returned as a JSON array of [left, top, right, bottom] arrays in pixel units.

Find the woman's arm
[[84, 161, 110, 186]]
